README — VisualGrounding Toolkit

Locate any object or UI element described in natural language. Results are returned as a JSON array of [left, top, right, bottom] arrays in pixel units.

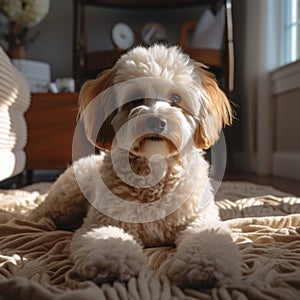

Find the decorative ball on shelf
[[111, 22, 135, 50]]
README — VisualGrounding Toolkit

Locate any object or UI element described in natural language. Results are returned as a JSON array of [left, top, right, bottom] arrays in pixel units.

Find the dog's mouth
[[142, 134, 164, 142], [136, 133, 167, 145], [131, 134, 177, 156]]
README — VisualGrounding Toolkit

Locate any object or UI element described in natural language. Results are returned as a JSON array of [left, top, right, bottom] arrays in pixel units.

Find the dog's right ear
[[78, 68, 116, 150], [193, 64, 233, 149]]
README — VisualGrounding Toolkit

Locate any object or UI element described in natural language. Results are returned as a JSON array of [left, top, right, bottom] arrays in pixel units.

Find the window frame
[[284, 0, 300, 64]]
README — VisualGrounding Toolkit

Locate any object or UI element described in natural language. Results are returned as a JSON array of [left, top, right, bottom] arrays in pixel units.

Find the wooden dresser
[[25, 92, 79, 170]]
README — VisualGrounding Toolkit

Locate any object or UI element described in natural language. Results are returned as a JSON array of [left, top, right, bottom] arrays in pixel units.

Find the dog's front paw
[[72, 228, 147, 284], [166, 230, 241, 289]]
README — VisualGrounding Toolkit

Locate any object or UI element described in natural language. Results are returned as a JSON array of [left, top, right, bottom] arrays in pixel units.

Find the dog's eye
[[123, 96, 144, 111], [132, 99, 144, 106], [122, 92, 144, 110], [170, 93, 181, 104]]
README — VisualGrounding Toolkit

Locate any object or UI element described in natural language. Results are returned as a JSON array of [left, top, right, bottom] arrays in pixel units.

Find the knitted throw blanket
[[0, 181, 299, 300]]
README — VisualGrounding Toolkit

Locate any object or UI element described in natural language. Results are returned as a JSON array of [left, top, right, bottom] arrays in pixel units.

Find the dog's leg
[[29, 165, 88, 230], [168, 224, 241, 288], [164, 215, 241, 288], [71, 224, 147, 284]]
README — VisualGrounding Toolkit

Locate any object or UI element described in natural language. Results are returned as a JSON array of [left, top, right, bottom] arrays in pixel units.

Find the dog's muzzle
[[147, 116, 167, 134]]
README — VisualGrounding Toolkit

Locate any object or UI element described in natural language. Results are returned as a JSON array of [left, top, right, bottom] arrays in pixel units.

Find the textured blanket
[[0, 181, 299, 299]]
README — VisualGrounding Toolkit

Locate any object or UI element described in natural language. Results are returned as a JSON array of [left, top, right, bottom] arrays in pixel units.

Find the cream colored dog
[[30, 45, 241, 288]]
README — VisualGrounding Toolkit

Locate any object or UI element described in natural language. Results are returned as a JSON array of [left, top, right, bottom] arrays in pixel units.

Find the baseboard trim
[[273, 151, 300, 180]]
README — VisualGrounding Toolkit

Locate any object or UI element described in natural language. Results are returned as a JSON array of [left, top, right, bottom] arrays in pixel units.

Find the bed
[[0, 181, 299, 299]]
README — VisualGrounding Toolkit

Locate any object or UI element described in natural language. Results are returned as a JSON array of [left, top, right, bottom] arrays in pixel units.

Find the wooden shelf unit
[[73, 0, 233, 90]]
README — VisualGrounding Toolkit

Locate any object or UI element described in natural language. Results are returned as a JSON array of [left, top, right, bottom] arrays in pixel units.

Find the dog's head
[[78, 45, 233, 158]]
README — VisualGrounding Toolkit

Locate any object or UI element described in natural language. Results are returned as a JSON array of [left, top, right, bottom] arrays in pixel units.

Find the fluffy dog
[[30, 45, 241, 288]]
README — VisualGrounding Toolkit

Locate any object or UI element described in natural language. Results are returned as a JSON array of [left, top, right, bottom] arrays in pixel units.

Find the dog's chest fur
[[86, 151, 215, 247], [102, 153, 182, 203]]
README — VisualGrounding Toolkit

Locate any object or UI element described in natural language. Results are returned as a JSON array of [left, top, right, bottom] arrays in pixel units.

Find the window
[[285, 0, 300, 63]]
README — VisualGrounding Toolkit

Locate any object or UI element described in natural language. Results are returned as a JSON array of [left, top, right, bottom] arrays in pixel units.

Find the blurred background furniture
[[0, 47, 31, 184], [73, 0, 233, 93]]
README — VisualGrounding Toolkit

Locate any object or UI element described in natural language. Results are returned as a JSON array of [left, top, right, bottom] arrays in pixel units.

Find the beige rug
[[0, 181, 299, 299]]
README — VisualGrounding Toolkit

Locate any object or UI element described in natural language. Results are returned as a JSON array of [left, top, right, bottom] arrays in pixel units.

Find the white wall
[[271, 60, 300, 180], [27, 0, 74, 80]]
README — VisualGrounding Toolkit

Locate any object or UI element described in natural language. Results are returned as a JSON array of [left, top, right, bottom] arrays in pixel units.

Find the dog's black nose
[[147, 116, 167, 133]]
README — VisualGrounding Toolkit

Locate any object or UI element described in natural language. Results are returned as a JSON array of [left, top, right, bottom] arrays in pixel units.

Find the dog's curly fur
[[30, 45, 241, 288]]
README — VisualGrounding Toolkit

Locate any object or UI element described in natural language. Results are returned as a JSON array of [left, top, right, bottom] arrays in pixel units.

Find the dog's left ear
[[78, 68, 116, 150], [193, 64, 233, 149]]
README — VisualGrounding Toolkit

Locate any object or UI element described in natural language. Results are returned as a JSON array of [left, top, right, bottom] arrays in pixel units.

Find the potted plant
[[0, 0, 50, 58]]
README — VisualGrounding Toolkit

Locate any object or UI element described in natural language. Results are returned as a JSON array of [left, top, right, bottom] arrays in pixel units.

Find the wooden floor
[[224, 173, 300, 197]]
